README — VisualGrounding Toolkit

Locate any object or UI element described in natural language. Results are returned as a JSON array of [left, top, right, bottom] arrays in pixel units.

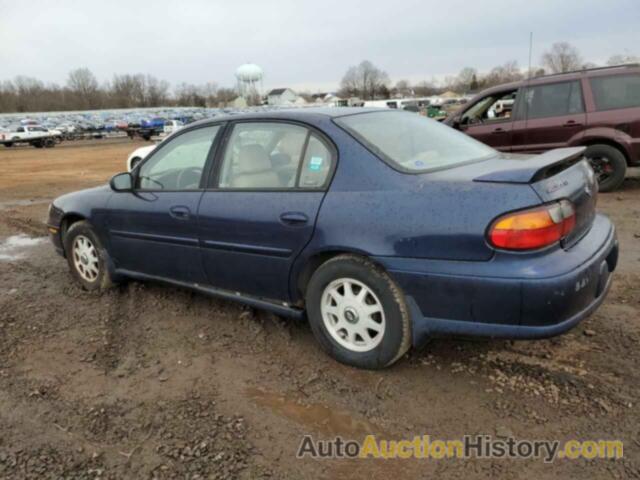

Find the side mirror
[[110, 172, 133, 192]]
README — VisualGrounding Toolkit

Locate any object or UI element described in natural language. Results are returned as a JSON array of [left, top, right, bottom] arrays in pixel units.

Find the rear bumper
[[373, 214, 618, 347]]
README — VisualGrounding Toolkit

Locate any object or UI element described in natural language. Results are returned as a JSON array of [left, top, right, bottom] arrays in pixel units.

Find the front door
[[198, 121, 335, 301], [517, 80, 586, 153], [107, 125, 222, 283], [458, 90, 517, 151]]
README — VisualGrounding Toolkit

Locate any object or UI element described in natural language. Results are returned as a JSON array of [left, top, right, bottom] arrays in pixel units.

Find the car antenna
[[527, 31, 533, 81]]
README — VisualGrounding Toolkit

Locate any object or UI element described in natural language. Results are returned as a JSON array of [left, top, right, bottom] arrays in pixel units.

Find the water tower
[[235, 63, 263, 98]]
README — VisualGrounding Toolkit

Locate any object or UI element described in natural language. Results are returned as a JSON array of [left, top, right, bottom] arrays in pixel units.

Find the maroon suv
[[445, 64, 640, 191]]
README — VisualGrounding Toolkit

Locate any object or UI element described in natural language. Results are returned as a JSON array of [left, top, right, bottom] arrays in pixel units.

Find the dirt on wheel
[[0, 139, 639, 479]]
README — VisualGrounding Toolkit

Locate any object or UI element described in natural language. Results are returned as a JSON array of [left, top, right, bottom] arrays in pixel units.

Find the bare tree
[[483, 61, 523, 87], [607, 53, 639, 65], [413, 80, 437, 96], [456, 67, 477, 92], [67, 68, 100, 108], [214, 87, 237, 107], [541, 42, 583, 73], [393, 79, 412, 97], [145, 75, 170, 106], [339, 60, 390, 100]]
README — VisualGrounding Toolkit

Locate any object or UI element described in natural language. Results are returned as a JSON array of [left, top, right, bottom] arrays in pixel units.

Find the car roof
[[475, 64, 640, 96], [186, 107, 391, 128]]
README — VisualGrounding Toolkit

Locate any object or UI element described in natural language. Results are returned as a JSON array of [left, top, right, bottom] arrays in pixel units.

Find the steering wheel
[[176, 167, 203, 190]]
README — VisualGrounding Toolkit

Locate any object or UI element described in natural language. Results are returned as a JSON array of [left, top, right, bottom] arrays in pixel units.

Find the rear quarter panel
[[292, 124, 543, 300]]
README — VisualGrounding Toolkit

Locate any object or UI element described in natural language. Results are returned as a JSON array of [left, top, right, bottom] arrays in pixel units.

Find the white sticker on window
[[309, 156, 323, 171]]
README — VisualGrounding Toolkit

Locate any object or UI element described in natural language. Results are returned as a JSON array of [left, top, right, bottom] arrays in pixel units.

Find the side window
[[219, 123, 308, 189], [523, 81, 583, 119], [137, 126, 219, 190], [298, 135, 333, 188], [590, 74, 640, 110], [462, 90, 517, 124], [17, 127, 24, 132], [567, 81, 584, 114]]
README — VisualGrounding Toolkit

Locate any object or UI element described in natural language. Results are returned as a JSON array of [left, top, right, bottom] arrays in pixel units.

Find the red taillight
[[489, 200, 576, 250]]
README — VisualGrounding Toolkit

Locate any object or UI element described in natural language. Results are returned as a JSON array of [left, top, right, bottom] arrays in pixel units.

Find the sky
[[0, 0, 638, 93]]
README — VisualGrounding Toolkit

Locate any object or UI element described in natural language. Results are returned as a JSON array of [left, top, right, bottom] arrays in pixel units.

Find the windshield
[[336, 111, 496, 172]]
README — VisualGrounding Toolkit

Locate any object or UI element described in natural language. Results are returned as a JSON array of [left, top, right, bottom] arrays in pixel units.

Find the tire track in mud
[[93, 284, 139, 372], [0, 212, 47, 237]]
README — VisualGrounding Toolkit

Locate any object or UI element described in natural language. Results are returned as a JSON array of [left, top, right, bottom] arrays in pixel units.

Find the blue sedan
[[48, 108, 618, 369]]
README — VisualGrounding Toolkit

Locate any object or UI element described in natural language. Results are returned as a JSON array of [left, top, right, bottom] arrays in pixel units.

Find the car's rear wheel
[[585, 144, 627, 192], [64, 221, 115, 290], [305, 255, 411, 369]]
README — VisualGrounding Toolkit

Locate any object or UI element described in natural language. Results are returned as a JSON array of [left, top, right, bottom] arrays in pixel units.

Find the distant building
[[310, 93, 348, 107], [267, 88, 298, 105]]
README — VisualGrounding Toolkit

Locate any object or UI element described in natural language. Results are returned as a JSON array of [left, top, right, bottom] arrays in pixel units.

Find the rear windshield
[[335, 111, 495, 172], [590, 74, 640, 110]]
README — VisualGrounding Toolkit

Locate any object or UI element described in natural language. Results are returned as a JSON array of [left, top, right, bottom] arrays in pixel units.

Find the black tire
[[584, 144, 627, 192], [305, 254, 411, 369], [4, 142, 13, 148], [63, 221, 115, 291]]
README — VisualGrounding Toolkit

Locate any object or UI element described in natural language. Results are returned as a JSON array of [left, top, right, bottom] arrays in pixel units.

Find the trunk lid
[[473, 148, 597, 248]]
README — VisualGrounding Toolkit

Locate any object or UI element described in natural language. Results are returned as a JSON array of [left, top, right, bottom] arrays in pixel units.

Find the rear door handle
[[280, 212, 309, 226], [491, 127, 505, 134], [563, 121, 582, 127], [169, 206, 190, 220]]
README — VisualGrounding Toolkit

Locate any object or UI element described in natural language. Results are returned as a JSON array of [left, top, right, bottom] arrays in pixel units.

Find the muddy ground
[[0, 138, 639, 479]]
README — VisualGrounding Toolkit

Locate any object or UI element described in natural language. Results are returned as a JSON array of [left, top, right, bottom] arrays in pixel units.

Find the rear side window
[[218, 122, 334, 189], [590, 74, 640, 110], [522, 81, 584, 119], [298, 135, 333, 188]]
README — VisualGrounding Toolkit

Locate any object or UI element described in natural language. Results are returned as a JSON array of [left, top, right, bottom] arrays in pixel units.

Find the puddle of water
[[247, 387, 383, 438], [0, 234, 47, 261]]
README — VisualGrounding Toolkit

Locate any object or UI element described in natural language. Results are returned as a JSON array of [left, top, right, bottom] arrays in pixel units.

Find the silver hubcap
[[320, 278, 385, 352], [72, 235, 99, 282]]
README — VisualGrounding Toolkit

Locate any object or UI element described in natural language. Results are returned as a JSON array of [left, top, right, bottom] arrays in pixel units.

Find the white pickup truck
[[0, 125, 63, 148]]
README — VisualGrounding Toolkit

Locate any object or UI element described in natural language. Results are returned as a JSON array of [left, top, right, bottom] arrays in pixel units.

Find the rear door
[[198, 121, 335, 301], [585, 72, 640, 164], [517, 80, 586, 153]]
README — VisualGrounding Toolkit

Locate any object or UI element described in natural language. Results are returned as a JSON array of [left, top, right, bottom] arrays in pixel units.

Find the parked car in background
[[126, 144, 157, 171], [126, 122, 185, 170], [163, 119, 184, 135], [49, 109, 617, 369], [445, 64, 640, 191], [0, 125, 62, 148]]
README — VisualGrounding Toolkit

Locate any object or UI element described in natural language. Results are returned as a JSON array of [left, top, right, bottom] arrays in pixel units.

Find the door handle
[[280, 212, 309, 226], [491, 127, 505, 134], [169, 206, 190, 220], [563, 121, 582, 127]]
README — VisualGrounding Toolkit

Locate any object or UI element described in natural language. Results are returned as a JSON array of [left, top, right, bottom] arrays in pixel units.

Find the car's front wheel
[[306, 255, 411, 369], [64, 221, 115, 290]]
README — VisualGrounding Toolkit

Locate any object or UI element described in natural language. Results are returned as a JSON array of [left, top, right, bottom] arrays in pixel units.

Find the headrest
[[237, 144, 271, 173]]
